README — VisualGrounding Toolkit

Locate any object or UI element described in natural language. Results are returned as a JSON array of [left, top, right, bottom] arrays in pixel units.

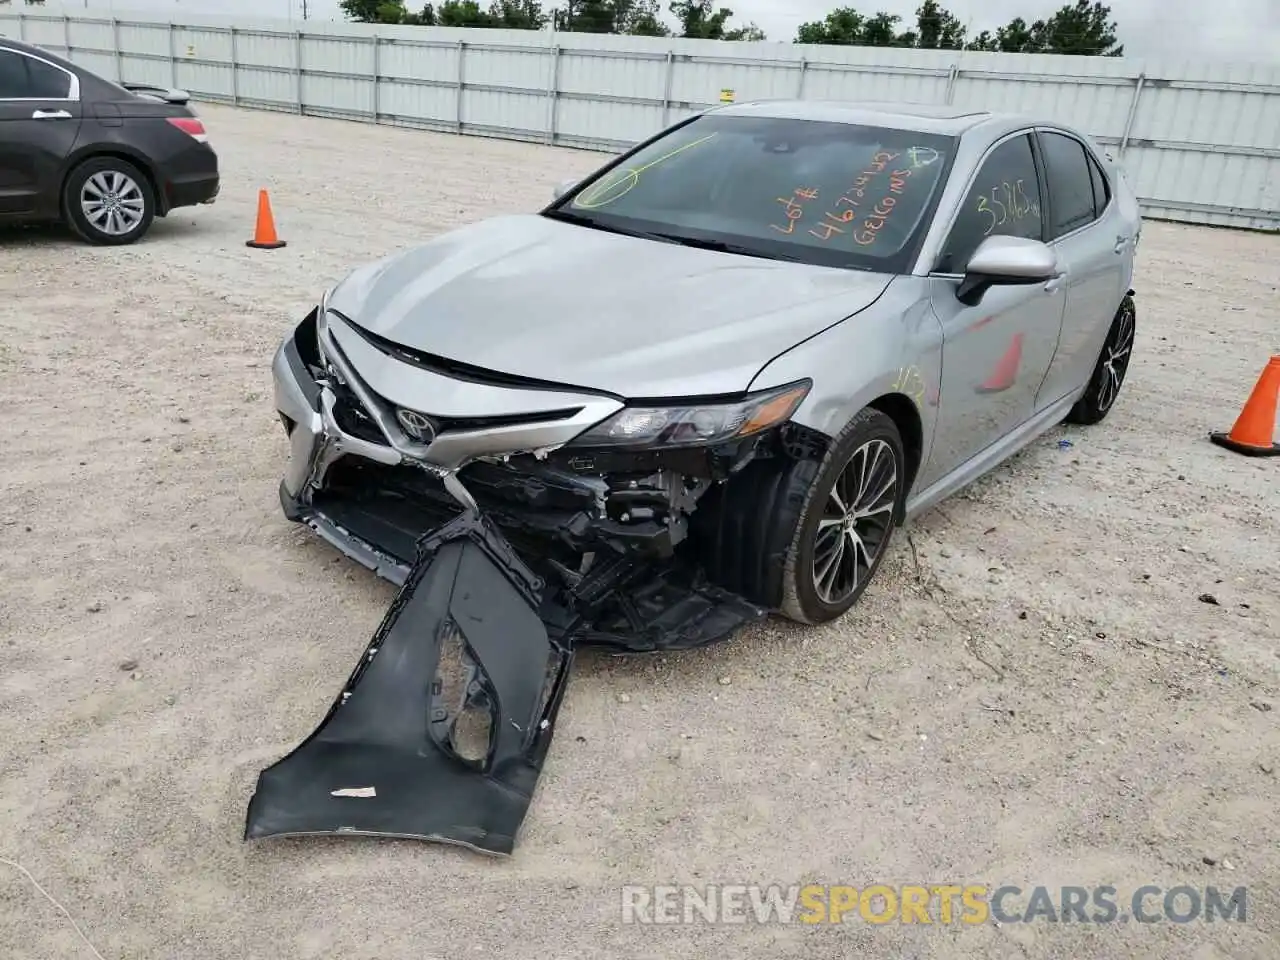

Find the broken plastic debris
[[331, 786, 377, 798]]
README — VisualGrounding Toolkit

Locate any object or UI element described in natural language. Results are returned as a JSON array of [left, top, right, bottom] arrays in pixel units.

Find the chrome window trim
[[0, 47, 81, 102]]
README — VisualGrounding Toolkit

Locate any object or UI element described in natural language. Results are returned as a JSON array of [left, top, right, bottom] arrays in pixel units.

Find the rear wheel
[[63, 157, 155, 246], [1066, 294, 1136, 425], [697, 407, 905, 625]]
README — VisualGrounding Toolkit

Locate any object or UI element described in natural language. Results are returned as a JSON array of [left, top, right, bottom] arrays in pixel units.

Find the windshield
[[548, 113, 956, 272]]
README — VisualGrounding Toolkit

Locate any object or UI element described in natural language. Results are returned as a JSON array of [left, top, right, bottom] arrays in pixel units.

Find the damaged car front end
[[246, 292, 820, 851], [246, 104, 999, 851], [273, 296, 817, 652]]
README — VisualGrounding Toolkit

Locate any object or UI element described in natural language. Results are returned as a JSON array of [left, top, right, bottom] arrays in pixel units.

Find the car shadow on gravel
[[0, 215, 219, 248], [0, 222, 80, 247]]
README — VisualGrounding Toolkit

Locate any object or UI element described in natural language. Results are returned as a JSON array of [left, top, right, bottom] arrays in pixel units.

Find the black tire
[[1065, 293, 1136, 425], [696, 407, 906, 625], [63, 156, 156, 246]]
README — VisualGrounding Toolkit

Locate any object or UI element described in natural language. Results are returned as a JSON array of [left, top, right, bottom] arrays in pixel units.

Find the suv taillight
[[166, 116, 208, 144]]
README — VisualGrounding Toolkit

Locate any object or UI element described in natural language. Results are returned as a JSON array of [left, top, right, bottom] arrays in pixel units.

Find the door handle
[[32, 109, 72, 120]]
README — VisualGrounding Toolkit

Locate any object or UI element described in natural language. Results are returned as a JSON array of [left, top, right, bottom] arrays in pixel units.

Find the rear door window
[[936, 133, 1044, 274], [1039, 131, 1099, 238], [0, 50, 72, 99], [26, 56, 72, 99]]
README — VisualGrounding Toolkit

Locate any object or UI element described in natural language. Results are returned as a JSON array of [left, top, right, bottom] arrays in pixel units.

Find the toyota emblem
[[396, 408, 436, 442]]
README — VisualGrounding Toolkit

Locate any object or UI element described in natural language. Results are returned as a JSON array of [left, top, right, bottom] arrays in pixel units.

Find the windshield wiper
[[544, 211, 803, 262], [645, 233, 804, 263], [541, 208, 675, 243]]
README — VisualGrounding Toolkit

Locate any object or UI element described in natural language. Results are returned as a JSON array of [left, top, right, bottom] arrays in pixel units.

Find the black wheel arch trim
[[61, 145, 167, 216]]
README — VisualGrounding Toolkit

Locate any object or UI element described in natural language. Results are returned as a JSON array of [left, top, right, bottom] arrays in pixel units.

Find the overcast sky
[[33, 0, 1280, 62]]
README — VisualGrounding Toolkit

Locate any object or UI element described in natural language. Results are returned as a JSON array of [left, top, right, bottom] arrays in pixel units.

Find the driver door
[[917, 131, 1066, 490]]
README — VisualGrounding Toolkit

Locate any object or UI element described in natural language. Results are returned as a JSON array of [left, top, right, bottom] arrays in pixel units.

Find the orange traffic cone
[[1210, 356, 1280, 457], [975, 332, 1024, 394], [246, 189, 286, 250]]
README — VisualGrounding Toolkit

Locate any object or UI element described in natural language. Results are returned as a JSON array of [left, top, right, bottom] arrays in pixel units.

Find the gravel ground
[[0, 104, 1276, 960]]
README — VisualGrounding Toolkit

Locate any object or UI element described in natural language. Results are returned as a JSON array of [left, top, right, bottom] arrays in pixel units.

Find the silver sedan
[[270, 99, 1140, 649]]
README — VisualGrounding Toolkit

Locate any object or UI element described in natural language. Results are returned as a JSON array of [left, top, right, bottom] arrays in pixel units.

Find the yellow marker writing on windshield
[[574, 133, 719, 209]]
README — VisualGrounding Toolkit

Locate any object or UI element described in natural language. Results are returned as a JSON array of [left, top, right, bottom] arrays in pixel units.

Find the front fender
[[748, 277, 941, 452]]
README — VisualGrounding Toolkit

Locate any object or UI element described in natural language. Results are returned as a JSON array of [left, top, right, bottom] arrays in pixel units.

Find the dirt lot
[[0, 104, 1276, 960]]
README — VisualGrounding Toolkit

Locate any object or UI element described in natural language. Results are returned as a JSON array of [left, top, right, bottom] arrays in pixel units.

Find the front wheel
[[778, 408, 905, 624], [1066, 294, 1136, 425], [63, 157, 156, 246]]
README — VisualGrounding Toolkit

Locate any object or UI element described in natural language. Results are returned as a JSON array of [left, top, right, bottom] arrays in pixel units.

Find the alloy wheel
[[1096, 302, 1135, 413], [80, 170, 146, 237], [812, 438, 899, 605]]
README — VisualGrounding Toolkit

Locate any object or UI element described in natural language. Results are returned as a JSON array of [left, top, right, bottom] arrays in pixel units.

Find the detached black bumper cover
[[244, 511, 571, 855]]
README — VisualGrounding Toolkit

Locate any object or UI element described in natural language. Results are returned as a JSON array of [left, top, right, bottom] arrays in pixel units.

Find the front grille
[[324, 319, 584, 440], [431, 408, 583, 433]]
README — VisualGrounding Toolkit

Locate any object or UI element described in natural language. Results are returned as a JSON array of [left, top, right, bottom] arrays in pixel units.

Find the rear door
[[0, 46, 83, 218], [1032, 129, 1128, 410]]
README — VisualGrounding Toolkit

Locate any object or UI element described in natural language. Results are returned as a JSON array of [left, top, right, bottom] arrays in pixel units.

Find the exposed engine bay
[[293, 425, 835, 651], [277, 306, 831, 653]]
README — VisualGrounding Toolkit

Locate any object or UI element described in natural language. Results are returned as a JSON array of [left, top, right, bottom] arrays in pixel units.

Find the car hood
[[326, 214, 893, 397]]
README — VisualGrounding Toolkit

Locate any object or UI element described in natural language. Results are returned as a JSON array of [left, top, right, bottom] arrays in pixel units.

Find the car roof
[[713, 99, 1034, 137], [1, 37, 42, 54], [0, 36, 75, 67]]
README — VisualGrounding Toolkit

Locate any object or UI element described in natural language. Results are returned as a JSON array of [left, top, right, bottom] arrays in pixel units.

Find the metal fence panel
[[2, 5, 1276, 229]]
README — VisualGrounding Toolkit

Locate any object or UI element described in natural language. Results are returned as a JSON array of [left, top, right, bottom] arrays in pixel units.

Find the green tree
[[339, 0, 414, 21], [967, 15, 1038, 52], [552, 0, 669, 35], [965, 29, 995, 50], [967, 2, 1122, 55], [342, 0, 547, 27], [914, 0, 966, 49], [1034, 0, 1123, 55], [670, 0, 763, 40], [617, 0, 671, 35], [796, 1, 1121, 56], [796, 3, 964, 48], [795, 7, 866, 45], [859, 11, 905, 45], [486, 0, 548, 28], [553, 0, 616, 32], [437, 0, 493, 26]]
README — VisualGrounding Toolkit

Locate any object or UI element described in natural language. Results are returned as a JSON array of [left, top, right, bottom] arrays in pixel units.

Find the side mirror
[[552, 178, 578, 201], [956, 235, 1059, 306]]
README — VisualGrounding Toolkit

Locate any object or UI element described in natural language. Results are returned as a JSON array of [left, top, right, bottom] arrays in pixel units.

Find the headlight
[[568, 381, 810, 450]]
